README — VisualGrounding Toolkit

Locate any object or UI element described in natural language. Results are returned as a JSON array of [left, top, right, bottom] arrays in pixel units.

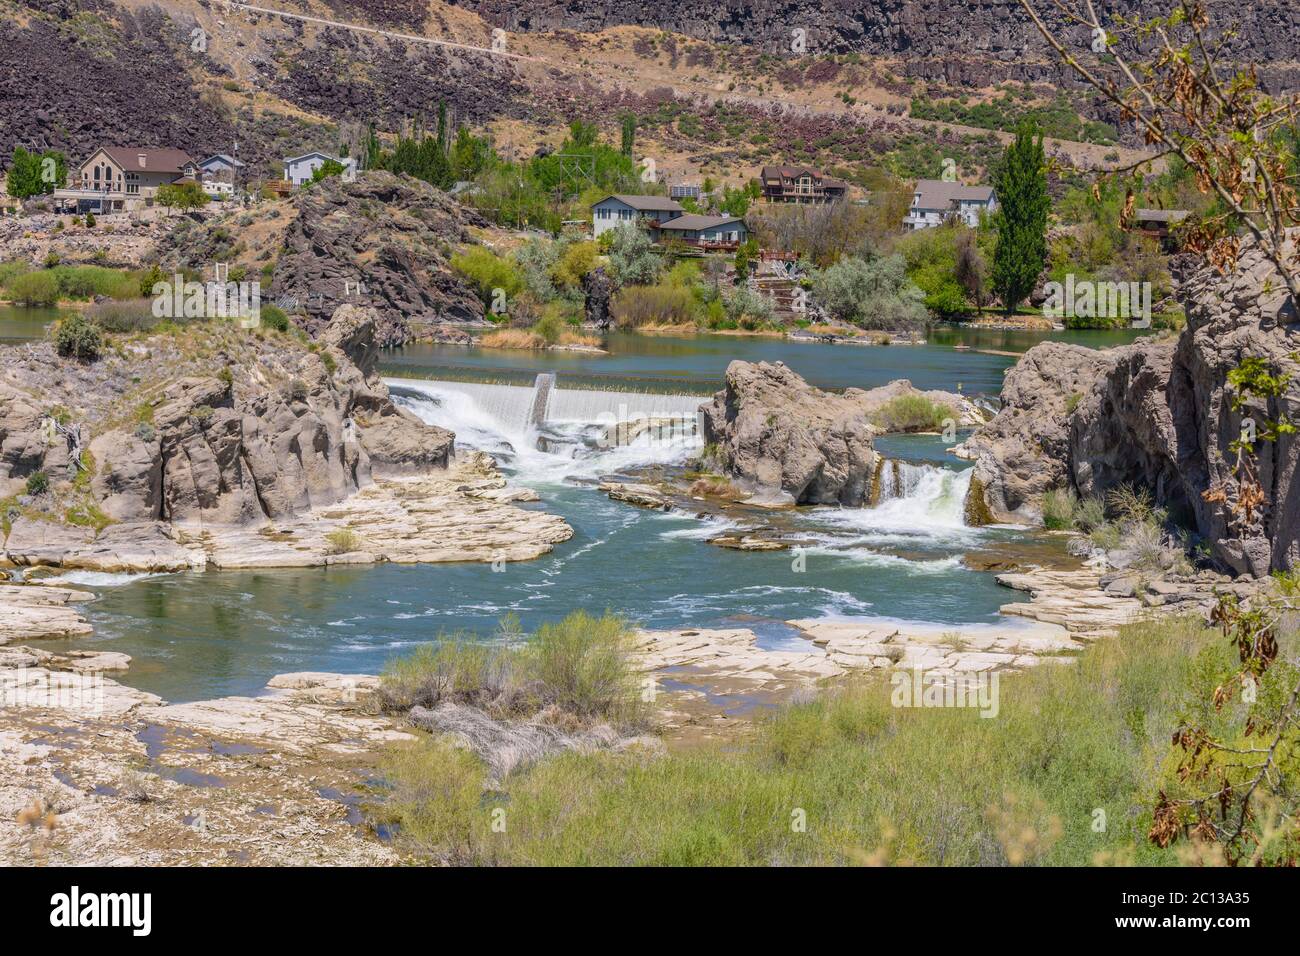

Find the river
[[26, 321, 1130, 702]]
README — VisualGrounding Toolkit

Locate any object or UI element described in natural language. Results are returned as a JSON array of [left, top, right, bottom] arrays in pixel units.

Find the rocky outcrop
[[957, 342, 1116, 522], [699, 362, 985, 505], [962, 231, 1300, 575], [0, 583, 93, 644], [700, 360, 877, 505], [0, 305, 457, 568], [267, 173, 488, 346]]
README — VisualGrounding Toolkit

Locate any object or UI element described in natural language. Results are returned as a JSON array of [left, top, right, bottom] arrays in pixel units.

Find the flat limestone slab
[[0, 669, 406, 866], [193, 453, 572, 569]]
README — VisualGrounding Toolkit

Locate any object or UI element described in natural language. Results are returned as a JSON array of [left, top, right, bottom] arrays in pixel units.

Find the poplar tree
[[990, 123, 1049, 312]]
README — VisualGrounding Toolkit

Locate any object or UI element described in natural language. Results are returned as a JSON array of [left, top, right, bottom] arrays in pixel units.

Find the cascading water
[[871, 460, 973, 530], [816, 457, 977, 551], [385, 376, 703, 485]]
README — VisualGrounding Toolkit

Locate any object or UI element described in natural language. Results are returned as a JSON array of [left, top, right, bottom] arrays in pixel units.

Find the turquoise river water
[[23, 322, 1138, 702]]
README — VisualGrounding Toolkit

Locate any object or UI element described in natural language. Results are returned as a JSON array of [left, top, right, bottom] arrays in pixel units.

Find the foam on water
[[46, 570, 171, 588], [387, 376, 701, 486]]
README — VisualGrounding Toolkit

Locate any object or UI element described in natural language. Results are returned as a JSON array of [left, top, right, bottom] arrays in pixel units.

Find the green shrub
[[610, 283, 697, 328], [86, 298, 157, 333], [0, 260, 30, 286], [1040, 487, 1078, 530], [54, 313, 103, 361], [869, 395, 956, 433], [24, 471, 49, 496], [52, 265, 140, 300], [380, 611, 643, 726], [259, 304, 290, 332], [6, 270, 59, 306], [450, 247, 523, 312], [1106, 483, 1158, 526], [1074, 495, 1107, 532], [325, 528, 361, 554], [531, 611, 642, 721]]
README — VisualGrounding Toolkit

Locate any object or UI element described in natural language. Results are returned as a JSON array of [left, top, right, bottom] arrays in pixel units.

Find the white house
[[904, 180, 997, 230], [282, 151, 357, 188], [591, 194, 683, 238]]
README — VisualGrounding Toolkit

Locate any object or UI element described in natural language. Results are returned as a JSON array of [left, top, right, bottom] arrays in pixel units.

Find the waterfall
[[385, 376, 703, 485], [527, 373, 555, 427], [545, 387, 703, 423], [867, 458, 974, 532]]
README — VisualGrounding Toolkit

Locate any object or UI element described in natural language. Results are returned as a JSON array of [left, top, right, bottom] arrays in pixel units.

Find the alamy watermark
[[2, 669, 107, 717], [151, 264, 261, 327], [891, 668, 1000, 718], [1042, 274, 1152, 329]]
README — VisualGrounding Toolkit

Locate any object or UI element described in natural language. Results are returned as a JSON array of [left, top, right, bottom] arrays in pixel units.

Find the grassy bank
[[379, 612, 1227, 865], [0, 262, 151, 306]]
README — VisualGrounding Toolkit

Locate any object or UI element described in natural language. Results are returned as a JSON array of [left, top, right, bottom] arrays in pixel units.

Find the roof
[[658, 214, 745, 231], [200, 154, 246, 168], [283, 151, 354, 166], [760, 165, 846, 188], [97, 148, 195, 173], [1135, 208, 1190, 223], [912, 179, 995, 209], [597, 194, 683, 212]]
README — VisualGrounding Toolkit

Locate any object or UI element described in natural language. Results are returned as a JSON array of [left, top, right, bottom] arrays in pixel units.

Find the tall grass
[[869, 395, 956, 433], [381, 614, 1217, 865], [380, 611, 644, 726], [1041, 488, 1079, 530], [2, 264, 147, 303], [610, 283, 698, 329]]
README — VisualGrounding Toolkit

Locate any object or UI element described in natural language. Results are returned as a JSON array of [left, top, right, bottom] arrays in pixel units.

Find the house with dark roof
[[591, 194, 683, 238], [53, 147, 198, 213], [654, 214, 749, 249], [904, 180, 998, 230], [759, 165, 848, 204]]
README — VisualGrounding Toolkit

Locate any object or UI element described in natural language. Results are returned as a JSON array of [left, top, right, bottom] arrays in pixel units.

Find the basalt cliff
[[961, 233, 1300, 576]]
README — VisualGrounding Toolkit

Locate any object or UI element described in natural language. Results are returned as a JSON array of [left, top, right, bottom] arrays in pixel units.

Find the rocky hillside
[[0, 0, 527, 179], [456, 0, 1300, 88], [0, 0, 1263, 186], [961, 232, 1300, 577], [0, 305, 452, 567], [156, 172, 488, 344]]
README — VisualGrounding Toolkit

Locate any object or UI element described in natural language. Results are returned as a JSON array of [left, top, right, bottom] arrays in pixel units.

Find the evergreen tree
[[990, 123, 1050, 312], [436, 102, 449, 154], [620, 114, 636, 158], [365, 123, 381, 171]]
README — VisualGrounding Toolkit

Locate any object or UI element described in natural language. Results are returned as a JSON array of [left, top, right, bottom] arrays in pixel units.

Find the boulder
[[700, 360, 877, 505], [957, 342, 1113, 523]]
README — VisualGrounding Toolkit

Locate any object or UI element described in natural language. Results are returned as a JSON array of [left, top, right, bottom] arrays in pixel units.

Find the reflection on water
[[381, 326, 1146, 397], [0, 304, 64, 342]]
